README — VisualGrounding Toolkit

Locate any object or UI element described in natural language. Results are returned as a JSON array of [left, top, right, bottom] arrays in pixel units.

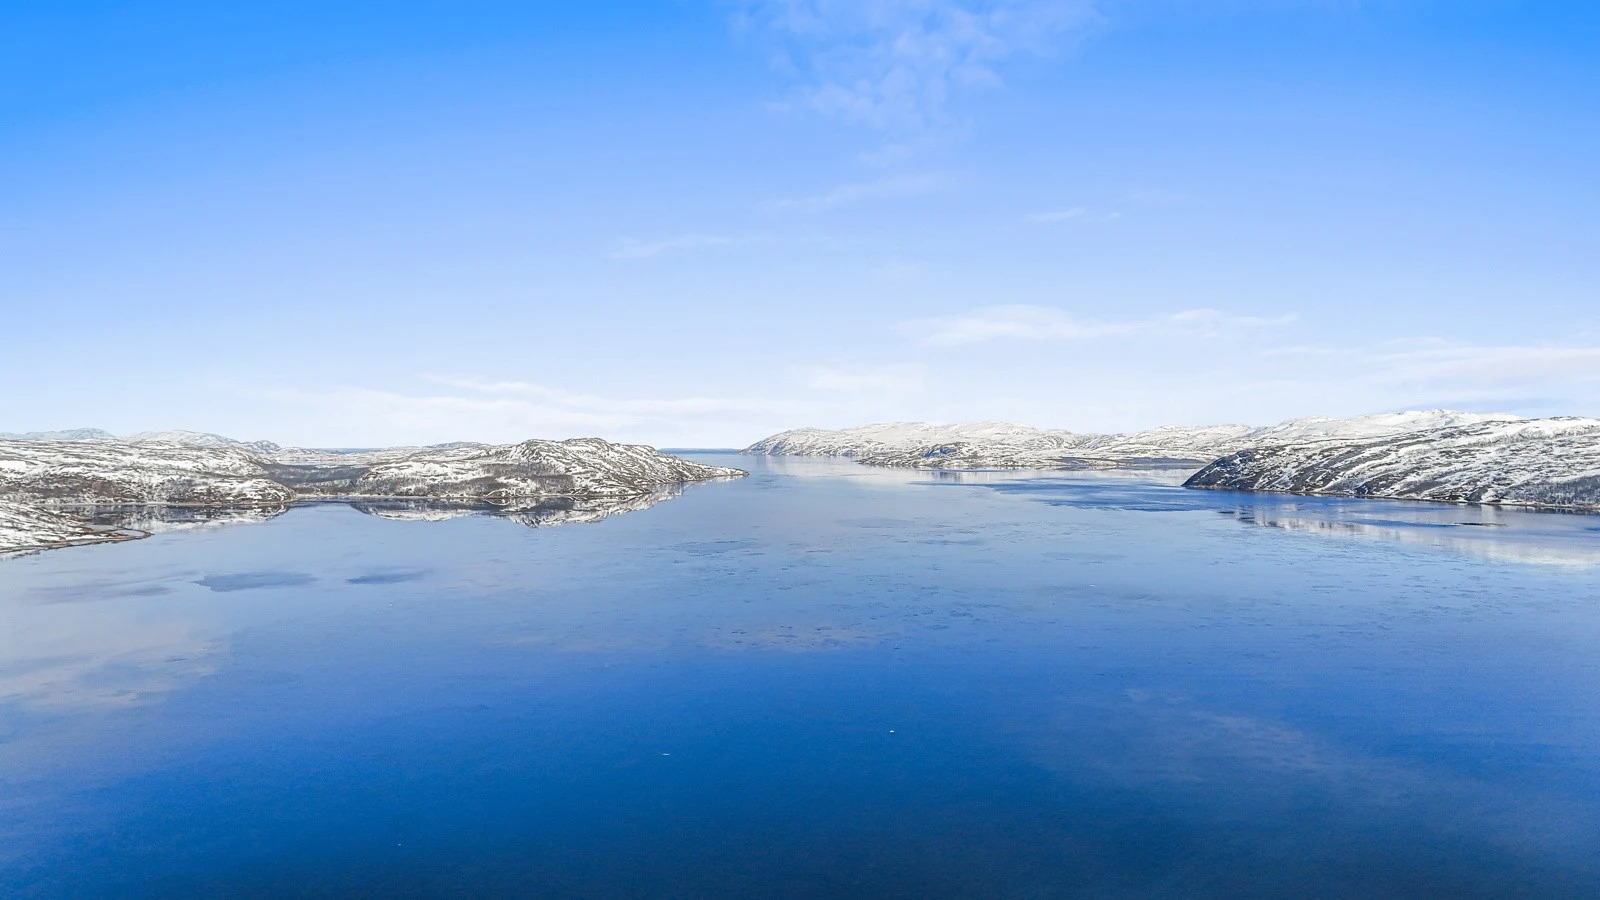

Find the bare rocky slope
[[0, 435, 743, 555], [1184, 417, 1600, 510]]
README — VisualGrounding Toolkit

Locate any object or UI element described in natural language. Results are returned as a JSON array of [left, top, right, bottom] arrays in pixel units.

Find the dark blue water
[[3, 454, 1599, 897]]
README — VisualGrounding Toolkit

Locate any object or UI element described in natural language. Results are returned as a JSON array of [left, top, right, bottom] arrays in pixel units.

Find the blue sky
[[4, 0, 1598, 447]]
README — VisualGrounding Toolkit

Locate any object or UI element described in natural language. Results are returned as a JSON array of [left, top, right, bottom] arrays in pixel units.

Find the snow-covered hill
[[0, 501, 137, 555], [0, 436, 744, 554], [0, 428, 116, 441], [0, 440, 295, 506], [349, 438, 743, 500], [746, 411, 1517, 470], [125, 430, 283, 454], [744, 421, 1088, 457], [0, 427, 280, 452], [1245, 410, 1522, 445], [1185, 417, 1600, 510]]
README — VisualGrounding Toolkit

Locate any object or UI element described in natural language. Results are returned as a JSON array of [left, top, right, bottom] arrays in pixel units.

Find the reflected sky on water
[[3, 454, 1599, 897]]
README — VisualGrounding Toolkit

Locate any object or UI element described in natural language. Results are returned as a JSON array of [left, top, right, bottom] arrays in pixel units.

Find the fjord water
[[3, 455, 1599, 897]]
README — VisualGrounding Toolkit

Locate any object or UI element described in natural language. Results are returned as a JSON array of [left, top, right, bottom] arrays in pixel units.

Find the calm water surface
[[3, 454, 1599, 897]]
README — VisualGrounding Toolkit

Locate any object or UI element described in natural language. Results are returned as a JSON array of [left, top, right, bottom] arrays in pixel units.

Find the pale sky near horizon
[[4, 1, 1599, 447]]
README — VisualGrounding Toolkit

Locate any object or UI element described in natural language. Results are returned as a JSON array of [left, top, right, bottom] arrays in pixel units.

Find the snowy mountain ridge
[[1185, 416, 1600, 510], [125, 430, 284, 454], [0, 428, 116, 441], [0, 427, 278, 451], [745, 410, 1520, 469]]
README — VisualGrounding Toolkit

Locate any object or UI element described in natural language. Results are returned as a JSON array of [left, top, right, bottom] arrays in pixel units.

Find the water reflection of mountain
[[66, 488, 691, 543], [81, 505, 291, 535], [0, 437, 744, 555], [954, 469, 1600, 569], [350, 487, 685, 528], [1225, 506, 1600, 568]]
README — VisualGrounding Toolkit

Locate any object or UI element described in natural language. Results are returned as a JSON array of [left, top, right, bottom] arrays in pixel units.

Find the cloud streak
[[739, 0, 1101, 132], [1376, 342, 1600, 387], [428, 376, 779, 417], [796, 363, 926, 392], [252, 378, 799, 449], [777, 171, 949, 210], [899, 305, 1296, 347], [609, 234, 739, 259], [1253, 340, 1600, 412], [1024, 207, 1090, 223]]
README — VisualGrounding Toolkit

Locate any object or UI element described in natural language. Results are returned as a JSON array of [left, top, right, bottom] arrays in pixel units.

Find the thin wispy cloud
[[796, 363, 926, 392], [737, 0, 1102, 133], [609, 234, 738, 259], [777, 171, 949, 210], [253, 379, 797, 449], [1381, 343, 1600, 386], [427, 376, 778, 417], [1024, 207, 1089, 223], [254, 373, 955, 447], [868, 256, 928, 284], [1263, 340, 1600, 392], [1125, 187, 1188, 205], [899, 305, 1295, 347]]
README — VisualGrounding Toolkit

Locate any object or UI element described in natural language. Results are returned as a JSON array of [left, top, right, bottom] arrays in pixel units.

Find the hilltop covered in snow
[[0, 428, 116, 441], [0, 501, 136, 554], [0, 435, 744, 555], [1185, 417, 1600, 510], [745, 411, 1520, 470], [0, 427, 279, 451], [746, 410, 1600, 510], [745, 421, 1090, 458]]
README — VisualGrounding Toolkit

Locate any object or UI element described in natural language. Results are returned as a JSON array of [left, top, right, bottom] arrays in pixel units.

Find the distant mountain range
[[0, 428, 118, 441], [8, 409, 1599, 555], [744, 411, 1520, 469], [745, 410, 1600, 512], [1, 428, 284, 453]]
